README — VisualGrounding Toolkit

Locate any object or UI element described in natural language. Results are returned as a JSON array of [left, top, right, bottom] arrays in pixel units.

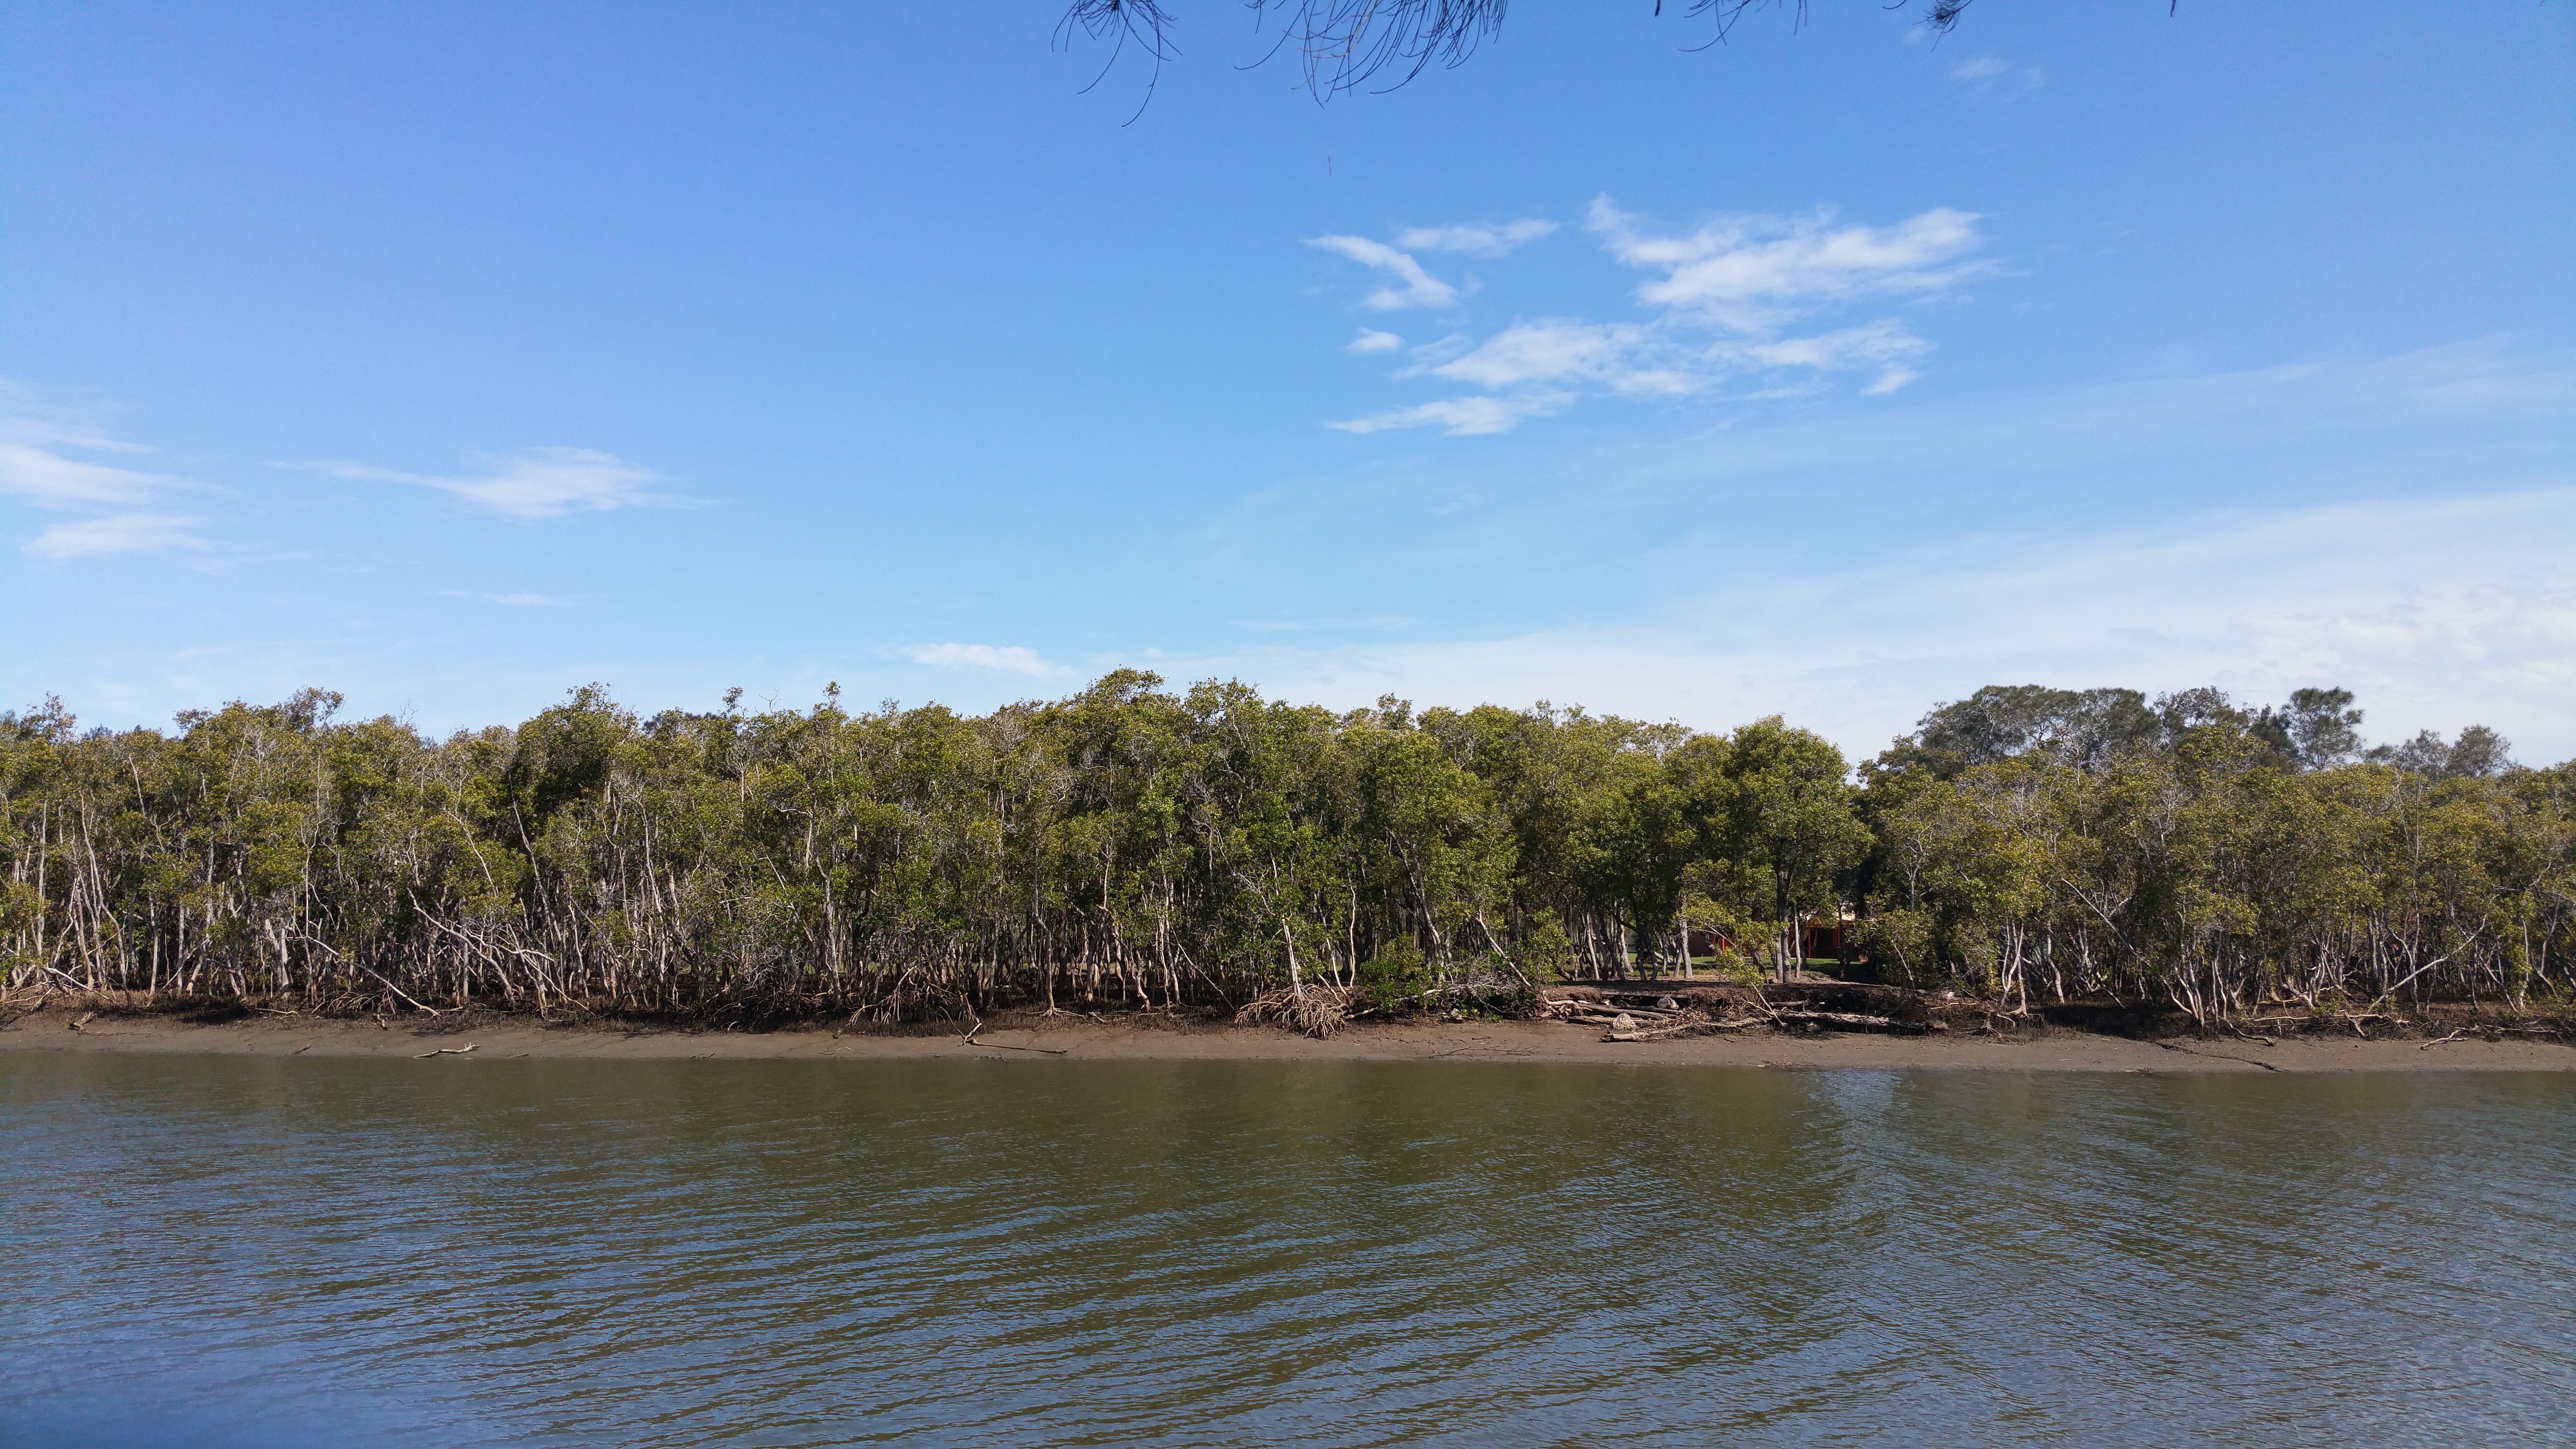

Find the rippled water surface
[[4, 1056, 2572, 1447]]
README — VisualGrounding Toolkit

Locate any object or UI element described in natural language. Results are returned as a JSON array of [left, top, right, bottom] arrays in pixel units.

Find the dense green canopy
[[3, 675, 2565, 1023]]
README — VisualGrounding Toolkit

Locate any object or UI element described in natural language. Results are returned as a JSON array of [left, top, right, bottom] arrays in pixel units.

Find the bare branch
[[1061, 1, 1985, 104]]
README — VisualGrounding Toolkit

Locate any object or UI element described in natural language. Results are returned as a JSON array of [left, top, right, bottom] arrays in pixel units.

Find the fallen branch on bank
[[962, 1023, 1070, 1055], [1547, 992, 1921, 1040], [1558, 1007, 1686, 1025], [1604, 1019, 1702, 1042], [2367, 957, 2447, 1013], [1544, 997, 1690, 1020], [1773, 1010, 1902, 1031], [2156, 1040, 2279, 1071], [413, 1043, 476, 1059]]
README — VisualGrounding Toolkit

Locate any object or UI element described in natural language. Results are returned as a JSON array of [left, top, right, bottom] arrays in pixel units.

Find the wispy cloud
[[1422, 321, 1658, 391], [2, 386, 213, 558], [1732, 320, 1932, 395], [1590, 198, 1986, 331], [1306, 235, 1459, 310], [1238, 343, 2576, 759], [1144, 487, 2576, 768], [1326, 393, 1571, 437], [1402, 317, 1932, 399], [1949, 54, 2044, 97], [1347, 328, 1404, 354], [0, 386, 183, 509], [0, 442, 171, 508], [438, 588, 570, 606], [1323, 197, 1988, 435], [0, 386, 157, 458], [298, 448, 667, 520], [1395, 219, 1557, 258], [903, 643, 1074, 678], [24, 512, 209, 560]]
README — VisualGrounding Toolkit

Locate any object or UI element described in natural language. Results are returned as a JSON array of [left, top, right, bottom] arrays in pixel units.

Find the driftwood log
[[1546, 992, 1922, 1041], [1772, 1010, 1901, 1030]]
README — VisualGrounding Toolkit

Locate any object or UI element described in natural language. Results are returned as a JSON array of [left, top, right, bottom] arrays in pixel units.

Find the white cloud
[[1306, 235, 1458, 310], [1135, 488, 2576, 767], [1949, 54, 2044, 96], [1328, 393, 1571, 437], [1426, 320, 1658, 390], [0, 441, 169, 507], [300, 447, 666, 520], [24, 512, 208, 560], [1312, 198, 1985, 438], [1214, 345, 2576, 760], [1380, 311, 1932, 422], [1, 391, 213, 558], [1590, 197, 1986, 330], [1405, 333, 1475, 366], [0, 383, 157, 455], [0, 393, 179, 509], [904, 643, 1074, 678], [1652, 339, 2571, 484], [1729, 320, 1931, 372], [1394, 219, 1558, 258]]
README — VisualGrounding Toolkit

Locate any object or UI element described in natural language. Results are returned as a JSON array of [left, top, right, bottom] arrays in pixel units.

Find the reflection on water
[[4, 1056, 2571, 1447]]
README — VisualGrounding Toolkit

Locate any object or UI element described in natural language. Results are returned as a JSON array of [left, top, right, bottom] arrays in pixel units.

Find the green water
[[4, 1055, 2570, 1446]]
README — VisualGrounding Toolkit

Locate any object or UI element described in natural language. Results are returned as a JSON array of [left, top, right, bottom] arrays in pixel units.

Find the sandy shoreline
[[5, 1008, 2570, 1073]]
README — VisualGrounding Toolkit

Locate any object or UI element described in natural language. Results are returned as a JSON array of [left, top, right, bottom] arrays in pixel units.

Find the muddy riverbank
[[7, 995, 2569, 1073]]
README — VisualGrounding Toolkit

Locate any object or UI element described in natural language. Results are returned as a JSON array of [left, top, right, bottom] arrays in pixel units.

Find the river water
[[3, 1055, 2570, 1447]]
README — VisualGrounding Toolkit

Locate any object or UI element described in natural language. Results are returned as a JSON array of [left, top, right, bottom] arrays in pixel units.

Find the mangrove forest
[[2, 674, 2568, 1027]]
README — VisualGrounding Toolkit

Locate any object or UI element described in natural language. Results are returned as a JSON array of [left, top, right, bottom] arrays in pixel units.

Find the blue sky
[[5, 1, 2572, 761]]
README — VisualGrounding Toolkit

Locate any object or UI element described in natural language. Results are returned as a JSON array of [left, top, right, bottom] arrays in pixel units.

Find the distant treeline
[[2, 674, 2567, 1023]]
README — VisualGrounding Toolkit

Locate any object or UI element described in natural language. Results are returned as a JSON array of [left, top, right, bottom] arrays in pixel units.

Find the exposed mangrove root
[[1236, 985, 1351, 1039]]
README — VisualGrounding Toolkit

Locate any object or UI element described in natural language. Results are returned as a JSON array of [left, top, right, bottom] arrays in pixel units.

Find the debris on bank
[[1544, 982, 1930, 1041]]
